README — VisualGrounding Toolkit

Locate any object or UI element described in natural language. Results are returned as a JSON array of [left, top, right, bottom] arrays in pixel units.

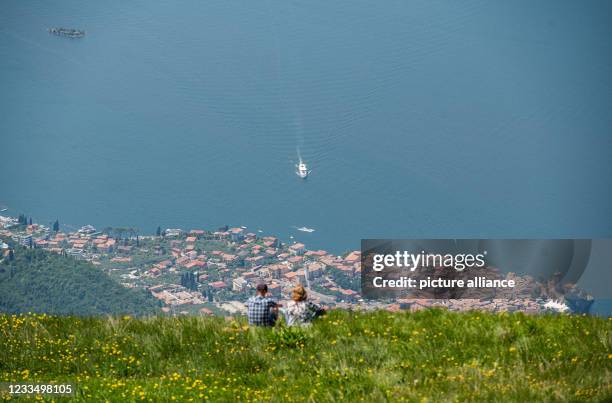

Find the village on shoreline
[[0, 214, 587, 316]]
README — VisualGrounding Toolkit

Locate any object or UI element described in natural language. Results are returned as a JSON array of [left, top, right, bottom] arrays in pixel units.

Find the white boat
[[296, 160, 311, 179], [295, 226, 315, 233]]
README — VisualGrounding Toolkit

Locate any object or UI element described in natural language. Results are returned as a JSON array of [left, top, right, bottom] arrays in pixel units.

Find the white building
[[164, 228, 183, 237], [232, 276, 248, 292]]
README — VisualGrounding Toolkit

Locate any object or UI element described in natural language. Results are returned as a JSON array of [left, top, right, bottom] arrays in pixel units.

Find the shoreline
[[1, 213, 609, 317]]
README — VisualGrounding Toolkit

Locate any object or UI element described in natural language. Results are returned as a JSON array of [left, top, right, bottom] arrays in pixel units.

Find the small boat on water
[[49, 27, 85, 38], [296, 226, 315, 233], [296, 160, 311, 179]]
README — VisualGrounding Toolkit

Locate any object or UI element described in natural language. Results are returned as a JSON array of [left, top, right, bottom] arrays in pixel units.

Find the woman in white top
[[283, 284, 325, 326]]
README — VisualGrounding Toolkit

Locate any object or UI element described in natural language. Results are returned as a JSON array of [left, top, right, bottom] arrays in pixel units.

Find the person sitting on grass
[[282, 284, 325, 326], [246, 283, 279, 327]]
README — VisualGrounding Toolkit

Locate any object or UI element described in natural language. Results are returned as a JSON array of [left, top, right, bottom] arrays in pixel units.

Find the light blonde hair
[[291, 284, 307, 302]]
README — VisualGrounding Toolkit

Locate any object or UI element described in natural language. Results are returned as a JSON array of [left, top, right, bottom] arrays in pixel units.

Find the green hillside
[[1, 310, 610, 402], [0, 245, 159, 316]]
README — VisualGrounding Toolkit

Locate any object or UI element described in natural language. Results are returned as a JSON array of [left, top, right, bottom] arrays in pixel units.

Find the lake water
[[1, 0, 611, 253]]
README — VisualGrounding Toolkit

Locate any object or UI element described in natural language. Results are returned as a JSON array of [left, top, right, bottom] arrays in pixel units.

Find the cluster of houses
[[2, 214, 585, 316], [0, 216, 584, 315], [0, 216, 363, 313], [149, 284, 207, 306], [0, 217, 120, 255], [139, 226, 363, 308]]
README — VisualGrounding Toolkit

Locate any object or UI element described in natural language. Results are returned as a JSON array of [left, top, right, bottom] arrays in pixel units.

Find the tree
[[113, 228, 126, 241], [0, 247, 160, 315], [156, 226, 161, 237], [53, 220, 60, 233], [180, 271, 198, 291], [127, 228, 139, 244]]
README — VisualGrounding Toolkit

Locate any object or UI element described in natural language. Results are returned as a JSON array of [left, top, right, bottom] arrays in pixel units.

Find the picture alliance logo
[[371, 250, 488, 272]]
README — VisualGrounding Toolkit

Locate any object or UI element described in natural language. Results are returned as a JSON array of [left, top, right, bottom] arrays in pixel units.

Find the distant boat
[[49, 27, 85, 38], [295, 160, 311, 179], [295, 226, 315, 233], [0, 208, 7, 212]]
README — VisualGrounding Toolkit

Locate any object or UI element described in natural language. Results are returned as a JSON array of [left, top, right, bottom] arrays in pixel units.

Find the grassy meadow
[[0, 309, 610, 402]]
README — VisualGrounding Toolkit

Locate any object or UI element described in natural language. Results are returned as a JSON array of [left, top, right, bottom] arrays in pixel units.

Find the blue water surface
[[1, 0, 611, 253]]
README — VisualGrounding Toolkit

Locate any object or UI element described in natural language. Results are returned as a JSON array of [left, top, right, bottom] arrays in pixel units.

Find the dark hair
[[256, 283, 268, 293]]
